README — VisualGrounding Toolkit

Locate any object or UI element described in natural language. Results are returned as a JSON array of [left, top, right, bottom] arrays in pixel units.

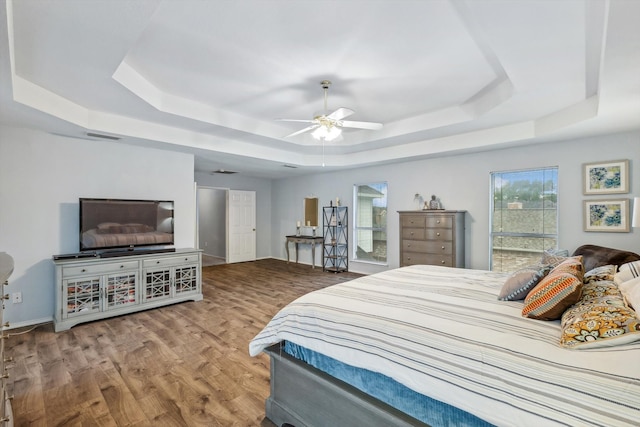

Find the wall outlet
[[12, 292, 22, 304]]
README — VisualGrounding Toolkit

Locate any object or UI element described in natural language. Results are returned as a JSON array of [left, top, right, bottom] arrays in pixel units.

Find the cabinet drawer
[[402, 228, 425, 240], [402, 252, 454, 267], [425, 228, 452, 241], [63, 260, 138, 277], [401, 215, 426, 228], [425, 216, 453, 228], [403, 240, 452, 254], [142, 254, 199, 268]]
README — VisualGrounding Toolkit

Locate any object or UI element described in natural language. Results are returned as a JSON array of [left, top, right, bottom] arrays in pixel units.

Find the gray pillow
[[498, 264, 552, 301]]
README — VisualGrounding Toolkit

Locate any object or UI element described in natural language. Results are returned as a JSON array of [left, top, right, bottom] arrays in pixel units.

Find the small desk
[[285, 235, 323, 269]]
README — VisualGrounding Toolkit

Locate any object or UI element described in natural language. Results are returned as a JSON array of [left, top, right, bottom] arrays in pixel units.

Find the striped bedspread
[[249, 265, 640, 426]]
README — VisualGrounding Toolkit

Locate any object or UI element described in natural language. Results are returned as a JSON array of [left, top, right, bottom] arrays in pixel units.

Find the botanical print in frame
[[583, 199, 629, 232], [583, 159, 629, 195]]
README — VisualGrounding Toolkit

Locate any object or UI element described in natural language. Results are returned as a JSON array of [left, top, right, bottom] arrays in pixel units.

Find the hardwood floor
[[6, 259, 362, 426]]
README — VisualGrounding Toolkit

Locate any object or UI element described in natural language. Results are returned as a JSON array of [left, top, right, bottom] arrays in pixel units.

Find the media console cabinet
[[53, 249, 202, 332]]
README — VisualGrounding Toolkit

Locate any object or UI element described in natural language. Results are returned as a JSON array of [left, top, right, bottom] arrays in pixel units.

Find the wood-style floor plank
[[6, 259, 362, 426]]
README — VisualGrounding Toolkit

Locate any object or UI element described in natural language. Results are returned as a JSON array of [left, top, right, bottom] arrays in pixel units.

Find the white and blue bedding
[[249, 265, 640, 427]]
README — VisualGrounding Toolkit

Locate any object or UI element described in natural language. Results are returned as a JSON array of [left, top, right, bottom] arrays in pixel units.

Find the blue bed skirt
[[283, 341, 493, 427]]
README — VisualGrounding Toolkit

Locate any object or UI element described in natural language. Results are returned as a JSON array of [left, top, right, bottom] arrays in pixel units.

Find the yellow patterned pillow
[[560, 278, 640, 349]]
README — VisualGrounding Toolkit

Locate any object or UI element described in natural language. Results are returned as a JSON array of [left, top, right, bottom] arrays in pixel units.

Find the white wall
[[271, 131, 640, 274], [195, 172, 272, 259], [0, 126, 196, 327]]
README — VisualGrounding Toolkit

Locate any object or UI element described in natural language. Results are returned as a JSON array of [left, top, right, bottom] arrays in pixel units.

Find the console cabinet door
[[64, 276, 101, 317], [143, 267, 173, 301], [174, 264, 199, 295], [104, 272, 138, 310]]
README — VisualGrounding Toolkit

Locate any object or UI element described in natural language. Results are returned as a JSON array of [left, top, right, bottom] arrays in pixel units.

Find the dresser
[[398, 210, 465, 268]]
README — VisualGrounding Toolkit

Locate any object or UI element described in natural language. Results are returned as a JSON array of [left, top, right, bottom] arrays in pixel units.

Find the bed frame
[[264, 344, 430, 427]]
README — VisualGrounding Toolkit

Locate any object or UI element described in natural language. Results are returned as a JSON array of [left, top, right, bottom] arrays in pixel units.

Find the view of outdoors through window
[[491, 168, 559, 272], [354, 182, 388, 263]]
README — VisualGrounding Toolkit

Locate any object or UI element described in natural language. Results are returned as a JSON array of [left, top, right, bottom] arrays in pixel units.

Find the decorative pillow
[[561, 277, 640, 349], [619, 276, 640, 310], [549, 256, 584, 281], [540, 249, 570, 267], [579, 279, 624, 305], [522, 272, 583, 320], [614, 260, 640, 285], [498, 264, 552, 301], [97, 222, 120, 230], [584, 264, 616, 284], [572, 244, 640, 275]]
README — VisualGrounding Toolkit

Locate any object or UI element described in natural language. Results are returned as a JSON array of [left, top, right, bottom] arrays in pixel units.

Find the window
[[353, 182, 387, 264], [490, 167, 558, 272]]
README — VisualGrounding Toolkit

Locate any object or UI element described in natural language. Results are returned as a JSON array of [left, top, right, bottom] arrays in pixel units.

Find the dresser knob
[[410, 232, 414, 235], [407, 244, 411, 247], [436, 220, 441, 224], [441, 246, 445, 250], [81, 269, 86, 273], [441, 260, 446, 265], [120, 265, 124, 269], [436, 232, 440, 236]]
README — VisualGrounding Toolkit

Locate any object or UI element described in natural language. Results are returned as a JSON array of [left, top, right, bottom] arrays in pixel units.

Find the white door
[[227, 190, 256, 263]]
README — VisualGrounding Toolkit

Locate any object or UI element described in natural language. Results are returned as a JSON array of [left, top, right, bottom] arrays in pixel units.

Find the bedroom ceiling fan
[[277, 80, 383, 142]]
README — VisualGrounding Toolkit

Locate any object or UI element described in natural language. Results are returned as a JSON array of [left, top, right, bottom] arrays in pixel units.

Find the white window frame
[[490, 167, 559, 272]]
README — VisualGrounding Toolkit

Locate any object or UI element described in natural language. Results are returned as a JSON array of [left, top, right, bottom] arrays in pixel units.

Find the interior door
[[226, 190, 256, 263]]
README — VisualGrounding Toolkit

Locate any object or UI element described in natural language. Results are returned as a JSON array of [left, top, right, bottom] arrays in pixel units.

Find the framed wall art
[[583, 199, 630, 232], [583, 159, 629, 195]]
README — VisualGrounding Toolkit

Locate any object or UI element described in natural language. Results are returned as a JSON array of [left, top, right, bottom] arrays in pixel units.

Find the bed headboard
[[572, 244, 640, 272]]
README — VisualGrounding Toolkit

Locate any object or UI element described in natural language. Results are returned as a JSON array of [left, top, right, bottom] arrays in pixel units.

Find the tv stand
[[53, 248, 202, 332]]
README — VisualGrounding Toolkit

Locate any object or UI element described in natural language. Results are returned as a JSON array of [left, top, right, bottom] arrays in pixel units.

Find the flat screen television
[[79, 198, 174, 252]]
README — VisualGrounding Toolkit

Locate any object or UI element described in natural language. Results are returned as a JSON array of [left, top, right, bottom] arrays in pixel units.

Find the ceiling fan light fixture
[[312, 124, 341, 141]]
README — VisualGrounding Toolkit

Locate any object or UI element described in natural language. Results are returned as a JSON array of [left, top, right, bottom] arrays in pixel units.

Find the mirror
[[304, 197, 319, 227]]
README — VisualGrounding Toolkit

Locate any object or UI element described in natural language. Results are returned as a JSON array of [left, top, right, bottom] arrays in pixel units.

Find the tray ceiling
[[1, 0, 638, 178]]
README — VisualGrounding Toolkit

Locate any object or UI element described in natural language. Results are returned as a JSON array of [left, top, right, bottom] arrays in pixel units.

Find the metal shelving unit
[[322, 206, 348, 273]]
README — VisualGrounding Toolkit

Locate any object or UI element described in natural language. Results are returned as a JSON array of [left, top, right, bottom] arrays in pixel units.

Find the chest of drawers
[[398, 210, 465, 268]]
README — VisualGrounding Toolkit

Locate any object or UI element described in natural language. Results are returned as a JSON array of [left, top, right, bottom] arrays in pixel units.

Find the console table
[[285, 235, 323, 268], [53, 248, 202, 331]]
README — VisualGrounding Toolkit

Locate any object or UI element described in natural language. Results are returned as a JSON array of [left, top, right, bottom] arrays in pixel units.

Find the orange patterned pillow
[[522, 272, 583, 320], [549, 256, 584, 281]]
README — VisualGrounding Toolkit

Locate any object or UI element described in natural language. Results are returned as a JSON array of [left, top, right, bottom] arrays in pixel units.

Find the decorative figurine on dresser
[[0, 252, 14, 425], [398, 209, 465, 268]]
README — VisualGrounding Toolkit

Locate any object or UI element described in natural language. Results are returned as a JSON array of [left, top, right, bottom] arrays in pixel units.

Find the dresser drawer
[[402, 228, 425, 240], [403, 240, 452, 254], [142, 254, 199, 268], [425, 216, 453, 228], [401, 215, 426, 228], [63, 260, 139, 277], [402, 252, 454, 267], [425, 228, 452, 241]]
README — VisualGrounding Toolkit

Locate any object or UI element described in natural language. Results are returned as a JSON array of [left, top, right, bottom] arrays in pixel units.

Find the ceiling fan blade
[[276, 118, 316, 123], [285, 124, 319, 138], [340, 120, 383, 130], [326, 107, 354, 121]]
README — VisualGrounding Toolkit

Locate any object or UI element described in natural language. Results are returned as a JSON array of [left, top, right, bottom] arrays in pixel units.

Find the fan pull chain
[[322, 139, 325, 167]]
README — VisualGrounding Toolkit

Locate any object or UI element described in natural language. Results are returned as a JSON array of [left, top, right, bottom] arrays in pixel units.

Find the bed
[[250, 245, 640, 427]]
